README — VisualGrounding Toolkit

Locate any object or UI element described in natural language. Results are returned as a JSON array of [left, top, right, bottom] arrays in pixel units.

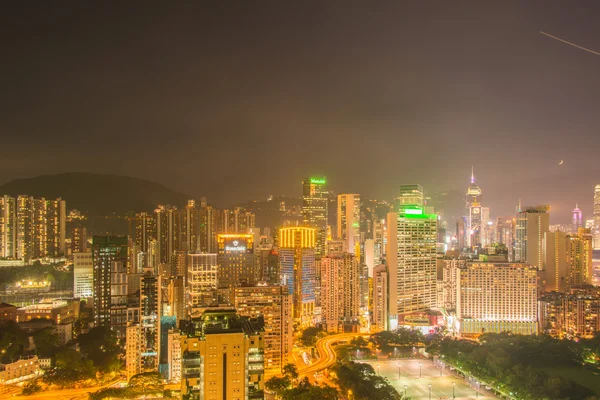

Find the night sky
[[1, 2, 599, 223]]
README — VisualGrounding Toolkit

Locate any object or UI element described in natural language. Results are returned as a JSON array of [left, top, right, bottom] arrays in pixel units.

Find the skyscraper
[[542, 230, 568, 292], [386, 185, 437, 328], [337, 194, 361, 254], [515, 205, 550, 270], [572, 204, 583, 232], [278, 227, 316, 326], [92, 235, 130, 339], [465, 168, 483, 248], [594, 185, 600, 249], [73, 251, 94, 299], [216, 234, 256, 288], [186, 253, 218, 315], [372, 264, 388, 332], [567, 228, 593, 287], [0, 196, 16, 259], [320, 253, 361, 332], [302, 177, 328, 257]]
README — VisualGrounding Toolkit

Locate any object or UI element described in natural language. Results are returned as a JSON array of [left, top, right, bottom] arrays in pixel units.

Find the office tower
[[437, 258, 466, 309], [542, 231, 568, 292], [386, 186, 437, 327], [465, 168, 483, 248], [337, 194, 361, 254], [16, 195, 34, 261], [186, 253, 218, 316], [302, 177, 328, 257], [398, 184, 424, 207], [0, 195, 16, 258], [216, 234, 256, 289], [71, 226, 87, 254], [92, 235, 130, 339], [234, 285, 293, 378], [278, 227, 316, 326], [320, 253, 361, 332], [126, 324, 142, 379], [567, 228, 593, 287], [184, 200, 200, 252], [155, 205, 182, 264], [139, 273, 161, 371], [325, 239, 344, 255], [167, 329, 182, 383], [594, 185, 600, 249], [455, 217, 466, 251], [572, 205, 583, 232], [372, 218, 386, 262], [73, 251, 94, 299], [372, 264, 388, 332], [132, 212, 156, 253], [515, 205, 550, 270], [180, 309, 264, 399], [167, 275, 186, 322], [199, 205, 217, 253], [457, 262, 538, 335]]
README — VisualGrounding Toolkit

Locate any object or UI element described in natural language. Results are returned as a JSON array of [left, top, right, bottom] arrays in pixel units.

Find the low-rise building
[[16, 299, 80, 325], [0, 356, 41, 384]]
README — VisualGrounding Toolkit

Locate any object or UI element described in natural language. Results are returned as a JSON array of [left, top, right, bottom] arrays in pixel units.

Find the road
[[298, 333, 370, 377], [6, 378, 126, 400]]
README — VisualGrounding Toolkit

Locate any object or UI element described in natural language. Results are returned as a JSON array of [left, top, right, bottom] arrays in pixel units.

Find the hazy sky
[[1, 2, 599, 223]]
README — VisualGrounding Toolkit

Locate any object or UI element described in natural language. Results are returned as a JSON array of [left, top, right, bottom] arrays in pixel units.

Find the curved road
[[298, 333, 370, 377]]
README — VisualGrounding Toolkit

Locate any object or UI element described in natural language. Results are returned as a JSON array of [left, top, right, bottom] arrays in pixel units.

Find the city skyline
[[1, 2, 599, 219]]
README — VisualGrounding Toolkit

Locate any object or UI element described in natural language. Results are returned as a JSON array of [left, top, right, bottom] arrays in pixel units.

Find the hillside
[[0, 173, 190, 216]]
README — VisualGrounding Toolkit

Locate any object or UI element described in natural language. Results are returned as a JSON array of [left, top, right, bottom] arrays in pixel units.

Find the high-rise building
[[74, 251, 94, 299], [71, 226, 87, 254], [465, 168, 483, 248], [132, 212, 156, 253], [457, 262, 538, 336], [126, 324, 142, 380], [199, 205, 217, 253], [186, 253, 218, 316], [184, 200, 200, 252], [16, 196, 67, 261], [386, 186, 437, 327], [155, 205, 182, 264], [179, 309, 264, 399], [302, 177, 328, 257], [567, 228, 593, 287], [92, 235, 129, 339], [337, 194, 361, 254], [320, 253, 361, 332], [572, 204, 583, 232], [167, 329, 182, 383], [437, 258, 466, 310], [542, 231, 568, 292], [140, 273, 161, 372], [278, 227, 316, 326], [372, 264, 388, 332], [594, 185, 600, 249], [234, 285, 293, 378], [515, 205, 550, 270], [0, 196, 16, 259], [216, 234, 256, 289]]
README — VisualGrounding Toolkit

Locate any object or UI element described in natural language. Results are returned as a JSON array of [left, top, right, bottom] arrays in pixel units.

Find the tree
[[22, 381, 42, 395], [333, 362, 401, 400], [282, 377, 339, 399], [265, 375, 291, 397], [32, 327, 58, 358], [299, 327, 326, 347], [282, 363, 299, 382], [128, 372, 163, 396], [78, 326, 122, 373], [0, 321, 28, 363]]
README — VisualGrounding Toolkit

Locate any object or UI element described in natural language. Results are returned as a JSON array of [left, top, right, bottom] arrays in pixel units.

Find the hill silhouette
[[0, 173, 190, 216]]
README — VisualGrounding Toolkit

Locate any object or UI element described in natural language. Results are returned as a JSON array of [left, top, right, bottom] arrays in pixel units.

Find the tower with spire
[[572, 204, 583, 232], [465, 167, 483, 248]]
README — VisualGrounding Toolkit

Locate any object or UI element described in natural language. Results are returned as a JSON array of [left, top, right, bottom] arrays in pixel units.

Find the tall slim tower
[[0, 196, 16, 259], [572, 204, 583, 233], [466, 167, 482, 248], [386, 185, 437, 328], [594, 185, 600, 249], [515, 205, 550, 269], [337, 194, 360, 254], [302, 177, 328, 257]]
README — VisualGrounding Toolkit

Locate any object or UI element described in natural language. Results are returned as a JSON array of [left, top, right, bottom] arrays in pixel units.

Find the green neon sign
[[310, 178, 326, 184], [404, 208, 423, 215], [352, 222, 359, 227]]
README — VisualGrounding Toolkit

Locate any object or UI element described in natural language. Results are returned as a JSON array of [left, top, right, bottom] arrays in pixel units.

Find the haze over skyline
[[1, 2, 599, 222]]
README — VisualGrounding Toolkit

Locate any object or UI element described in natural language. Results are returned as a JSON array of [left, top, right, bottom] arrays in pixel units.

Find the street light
[[419, 362, 422, 378], [453, 382, 456, 399], [377, 364, 380, 375], [428, 384, 432, 400], [397, 363, 401, 379], [404, 385, 407, 398]]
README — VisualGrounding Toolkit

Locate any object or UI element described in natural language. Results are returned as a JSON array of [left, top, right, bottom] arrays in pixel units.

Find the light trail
[[540, 31, 600, 57]]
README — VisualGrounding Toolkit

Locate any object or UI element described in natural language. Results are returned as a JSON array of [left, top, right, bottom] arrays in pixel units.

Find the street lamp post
[[428, 384, 432, 400], [397, 363, 401, 379], [377, 364, 380, 375], [453, 382, 456, 399], [419, 362, 422, 378], [404, 385, 407, 398]]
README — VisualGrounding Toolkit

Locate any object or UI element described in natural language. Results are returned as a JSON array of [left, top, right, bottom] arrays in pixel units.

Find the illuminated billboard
[[218, 235, 254, 254]]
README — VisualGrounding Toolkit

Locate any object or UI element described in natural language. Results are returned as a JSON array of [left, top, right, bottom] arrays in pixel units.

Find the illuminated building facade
[[540, 287, 600, 338], [92, 235, 130, 339], [216, 234, 256, 288], [372, 264, 388, 332], [71, 225, 87, 254], [465, 168, 482, 248], [320, 253, 361, 332], [126, 324, 142, 379], [132, 211, 156, 253], [567, 228, 593, 287], [515, 205, 550, 269], [594, 185, 600, 249], [337, 194, 361, 254], [278, 227, 316, 326], [572, 204, 583, 232], [437, 258, 466, 310], [234, 285, 293, 378], [386, 186, 437, 327], [180, 309, 264, 399], [302, 177, 328, 257], [542, 230, 568, 292], [140, 273, 161, 372], [186, 253, 218, 315], [167, 329, 182, 383], [74, 250, 94, 298], [457, 262, 538, 336], [0, 195, 16, 259]]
